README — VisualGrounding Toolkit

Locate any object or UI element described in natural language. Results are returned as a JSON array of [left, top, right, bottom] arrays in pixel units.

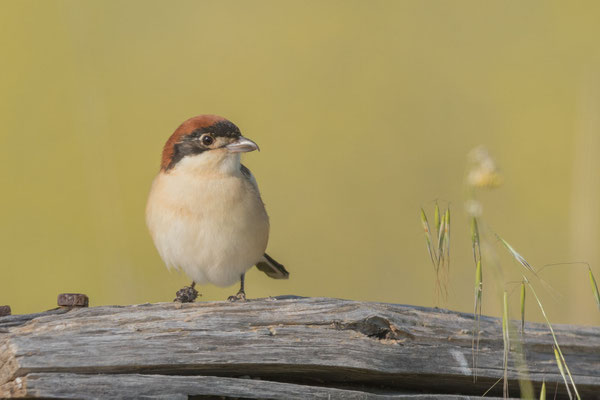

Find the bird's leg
[[228, 274, 247, 302], [174, 281, 200, 303]]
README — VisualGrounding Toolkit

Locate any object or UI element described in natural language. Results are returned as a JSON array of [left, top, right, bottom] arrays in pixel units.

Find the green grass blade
[[539, 380, 546, 400]]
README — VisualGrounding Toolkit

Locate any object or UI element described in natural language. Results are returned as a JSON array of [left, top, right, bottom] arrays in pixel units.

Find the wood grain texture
[[0, 297, 598, 399], [0, 373, 509, 400]]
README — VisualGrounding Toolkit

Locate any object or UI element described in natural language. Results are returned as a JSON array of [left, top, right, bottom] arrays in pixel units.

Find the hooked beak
[[226, 136, 260, 153]]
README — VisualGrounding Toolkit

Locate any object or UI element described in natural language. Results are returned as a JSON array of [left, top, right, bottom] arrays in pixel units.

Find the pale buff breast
[[146, 154, 270, 287]]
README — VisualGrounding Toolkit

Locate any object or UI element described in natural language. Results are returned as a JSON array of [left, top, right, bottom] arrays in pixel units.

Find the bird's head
[[160, 115, 259, 172]]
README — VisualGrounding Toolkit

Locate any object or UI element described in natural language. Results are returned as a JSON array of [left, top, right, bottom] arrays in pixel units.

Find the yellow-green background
[[1, 0, 599, 326]]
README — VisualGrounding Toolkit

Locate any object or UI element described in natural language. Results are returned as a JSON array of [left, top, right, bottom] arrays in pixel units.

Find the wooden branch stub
[[0, 306, 10, 317], [57, 293, 88, 307]]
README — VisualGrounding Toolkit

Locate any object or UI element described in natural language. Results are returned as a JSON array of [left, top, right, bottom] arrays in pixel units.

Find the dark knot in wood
[[334, 315, 415, 341]]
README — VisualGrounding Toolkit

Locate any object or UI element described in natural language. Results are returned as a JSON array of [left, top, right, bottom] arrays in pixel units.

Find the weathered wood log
[[0, 297, 599, 399]]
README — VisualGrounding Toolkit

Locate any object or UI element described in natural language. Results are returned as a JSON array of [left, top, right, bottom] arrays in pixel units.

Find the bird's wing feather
[[240, 164, 258, 190], [256, 253, 289, 279], [241, 165, 286, 279]]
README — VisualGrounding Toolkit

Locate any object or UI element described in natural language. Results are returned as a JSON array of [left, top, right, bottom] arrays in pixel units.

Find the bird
[[146, 115, 288, 302]]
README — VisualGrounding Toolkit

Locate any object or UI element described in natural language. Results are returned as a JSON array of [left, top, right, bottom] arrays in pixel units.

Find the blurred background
[[1, 0, 599, 326]]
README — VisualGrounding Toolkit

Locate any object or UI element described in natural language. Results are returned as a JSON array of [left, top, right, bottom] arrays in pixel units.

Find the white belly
[[146, 169, 269, 287]]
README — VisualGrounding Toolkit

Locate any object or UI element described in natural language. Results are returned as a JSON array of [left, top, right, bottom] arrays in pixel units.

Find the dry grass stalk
[[498, 237, 537, 276], [472, 259, 483, 381], [502, 291, 510, 398], [525, 278, 580, 400], [589, 268, 600, 310], [420, 208, 436, 267], [520, 281, 526, 334], [553, 346, 571, 400], [420, 203, 451, 303]]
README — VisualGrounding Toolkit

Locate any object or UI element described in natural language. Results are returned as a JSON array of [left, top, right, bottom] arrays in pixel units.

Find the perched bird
[[146, 115, 288, 302]]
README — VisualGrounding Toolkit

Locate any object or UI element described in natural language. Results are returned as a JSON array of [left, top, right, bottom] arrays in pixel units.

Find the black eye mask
[[166, 120, 242, 171]]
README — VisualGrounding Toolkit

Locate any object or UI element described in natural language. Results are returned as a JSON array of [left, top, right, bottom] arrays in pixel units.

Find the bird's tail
[[255, 253, 289, 279]]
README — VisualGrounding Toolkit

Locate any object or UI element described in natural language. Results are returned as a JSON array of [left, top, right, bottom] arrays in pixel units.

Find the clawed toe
[[228, 291, 247, 302]]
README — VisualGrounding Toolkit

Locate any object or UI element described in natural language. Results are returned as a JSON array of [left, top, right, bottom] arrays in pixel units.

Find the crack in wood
[[334, 316, 415, 341], [1, 372, 514, 399]]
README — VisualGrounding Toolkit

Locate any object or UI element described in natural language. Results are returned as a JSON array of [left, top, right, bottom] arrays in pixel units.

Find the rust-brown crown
[[160, 115, 241, 171]]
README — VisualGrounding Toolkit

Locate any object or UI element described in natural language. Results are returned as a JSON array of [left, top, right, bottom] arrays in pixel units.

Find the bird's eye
[[201, 135, 214, 146]]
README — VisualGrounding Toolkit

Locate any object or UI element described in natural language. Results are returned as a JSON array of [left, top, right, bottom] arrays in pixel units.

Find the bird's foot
[[174, 285, 200, 303], [227, 291, 247, 302]]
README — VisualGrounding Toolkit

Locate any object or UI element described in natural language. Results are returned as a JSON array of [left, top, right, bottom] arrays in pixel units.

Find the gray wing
[[256, 253, 289, 279], [241, 166, 287, 279], [240, 164, 259, 190]]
